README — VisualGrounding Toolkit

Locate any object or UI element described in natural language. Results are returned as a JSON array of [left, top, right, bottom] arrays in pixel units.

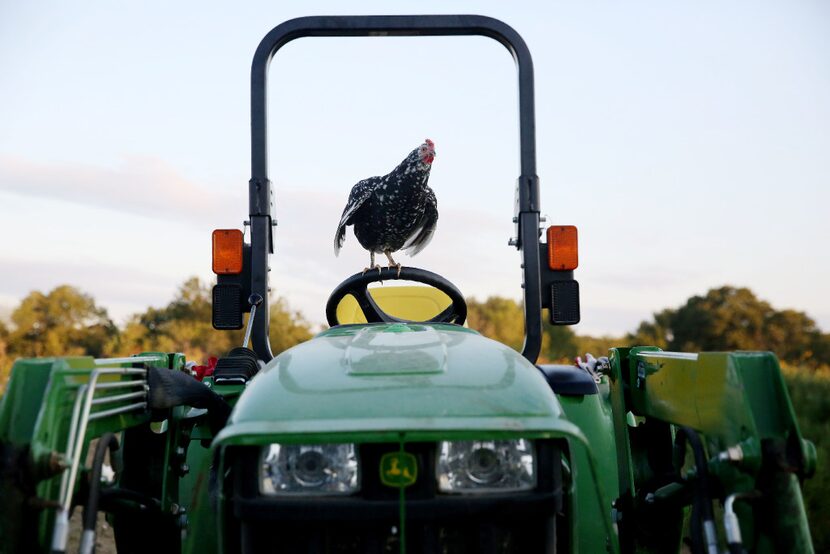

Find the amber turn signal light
[[547, 226, 578, 270], [212, 229, 244, 274]]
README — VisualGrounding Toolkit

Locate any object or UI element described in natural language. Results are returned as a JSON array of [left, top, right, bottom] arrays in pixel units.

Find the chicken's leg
[[384, 250, 402, 278], [363, 251, 382, 275]]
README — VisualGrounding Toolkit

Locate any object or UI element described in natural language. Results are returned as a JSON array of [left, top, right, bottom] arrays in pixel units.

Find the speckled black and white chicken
[[334, 139, 438, 274]]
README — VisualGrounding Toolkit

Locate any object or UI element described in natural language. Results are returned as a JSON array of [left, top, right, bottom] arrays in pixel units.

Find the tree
[[465, 296, 578, 362], [268, 297, 314, 354], [546, 324, 579, 362], [671, 287, 771, 352], [0, 321, 9, 391], [110, 277, 231, 361], [466, 297, 526, 351], [7, 285, 117, 358], [574, 335, 627, 359], [812, 334, 830, 367], [764, 309, 825, 366], [628, 308, 675, 350], [628, 286, 829, 368], [112, 277, 313, 363]]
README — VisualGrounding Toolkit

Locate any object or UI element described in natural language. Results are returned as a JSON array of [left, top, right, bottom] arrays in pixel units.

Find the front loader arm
[[0, 355, 162, 553], [607, 347, 816, 554], [0, 352, 229, 554]]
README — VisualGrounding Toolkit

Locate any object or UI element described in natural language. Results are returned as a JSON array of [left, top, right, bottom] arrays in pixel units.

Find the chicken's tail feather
[[334, 223, 346, 256]]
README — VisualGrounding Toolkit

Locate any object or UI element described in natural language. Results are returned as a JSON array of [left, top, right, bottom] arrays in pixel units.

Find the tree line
[[1, 280, 828, 391], [470, 285, 830, 370], [0, 277, 313, 390], [1, 279, 827, 549]]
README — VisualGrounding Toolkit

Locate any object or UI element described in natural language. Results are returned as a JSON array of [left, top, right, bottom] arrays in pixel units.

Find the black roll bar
[[248, 15, 543, 363]]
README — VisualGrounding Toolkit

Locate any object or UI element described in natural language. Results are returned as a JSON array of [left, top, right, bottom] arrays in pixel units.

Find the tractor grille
[[239, 517, 555, 553], [227, 441, 564, 554]]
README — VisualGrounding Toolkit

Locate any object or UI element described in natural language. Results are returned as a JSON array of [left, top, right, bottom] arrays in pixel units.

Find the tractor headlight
[[260, 443, 360, 495], [437, 439, 536, 493]]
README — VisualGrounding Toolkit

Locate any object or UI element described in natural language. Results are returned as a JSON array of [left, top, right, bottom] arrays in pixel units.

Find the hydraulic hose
[[675, 427, 718, 554], [723, 491, 761, 554], [80, 433, 119, 554], [724, 494, 746, 554]]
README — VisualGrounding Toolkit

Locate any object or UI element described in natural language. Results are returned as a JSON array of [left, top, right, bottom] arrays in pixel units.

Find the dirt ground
[[66, 510, 117, 554]]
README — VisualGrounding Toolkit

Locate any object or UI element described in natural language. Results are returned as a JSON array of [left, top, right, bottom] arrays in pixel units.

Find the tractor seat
[[335, 285, 453, 324], [537, 364, 598, 396]]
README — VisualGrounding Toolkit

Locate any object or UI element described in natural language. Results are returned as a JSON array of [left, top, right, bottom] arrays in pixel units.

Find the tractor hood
[[220, 323, 568, 442]]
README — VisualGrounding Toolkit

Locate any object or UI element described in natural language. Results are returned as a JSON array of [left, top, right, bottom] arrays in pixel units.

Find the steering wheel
[[325, 267, 467, 327]]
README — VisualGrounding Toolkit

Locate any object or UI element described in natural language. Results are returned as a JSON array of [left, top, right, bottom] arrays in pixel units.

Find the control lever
[[242, 293, 263, 349]]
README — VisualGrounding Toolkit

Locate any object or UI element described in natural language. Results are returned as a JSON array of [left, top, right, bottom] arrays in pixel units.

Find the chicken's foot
[[384, 250, 402, 278], [363, 252, 382, 275]]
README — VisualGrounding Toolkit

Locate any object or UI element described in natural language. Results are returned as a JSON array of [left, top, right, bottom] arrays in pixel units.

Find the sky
[[0, 1, 828, 337]]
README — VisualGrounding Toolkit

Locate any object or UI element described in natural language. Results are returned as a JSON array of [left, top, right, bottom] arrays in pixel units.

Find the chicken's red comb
[[424, 138, 434, 148]]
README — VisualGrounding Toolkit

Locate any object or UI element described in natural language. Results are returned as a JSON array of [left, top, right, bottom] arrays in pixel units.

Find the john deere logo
[[380, 452, 417, 488]]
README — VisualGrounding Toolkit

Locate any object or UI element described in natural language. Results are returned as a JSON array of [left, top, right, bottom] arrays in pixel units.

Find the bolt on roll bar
[[249, 15, 543, 363]]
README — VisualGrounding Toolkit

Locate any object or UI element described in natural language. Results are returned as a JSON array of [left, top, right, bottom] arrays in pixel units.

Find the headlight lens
[[437, 439, 536, 493], [260, 443, 360, 495]]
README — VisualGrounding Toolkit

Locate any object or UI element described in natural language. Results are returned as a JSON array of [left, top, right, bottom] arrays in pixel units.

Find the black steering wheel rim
[[325, 267, 467, 327]]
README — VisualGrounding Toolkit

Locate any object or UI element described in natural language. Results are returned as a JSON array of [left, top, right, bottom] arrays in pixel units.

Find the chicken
[[334, 139, 438, 275]]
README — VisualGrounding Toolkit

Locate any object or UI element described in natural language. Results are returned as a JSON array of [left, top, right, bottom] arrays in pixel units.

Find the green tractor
[[0, 15, 817, 554]]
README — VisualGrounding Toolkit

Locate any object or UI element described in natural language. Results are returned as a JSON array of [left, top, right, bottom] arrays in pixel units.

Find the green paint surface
[[226, 323, 565, 439], [557, 382, 619, 554]]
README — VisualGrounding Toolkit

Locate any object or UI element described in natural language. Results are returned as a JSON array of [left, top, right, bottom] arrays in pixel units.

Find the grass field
[[783, 367, 830, 552]]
